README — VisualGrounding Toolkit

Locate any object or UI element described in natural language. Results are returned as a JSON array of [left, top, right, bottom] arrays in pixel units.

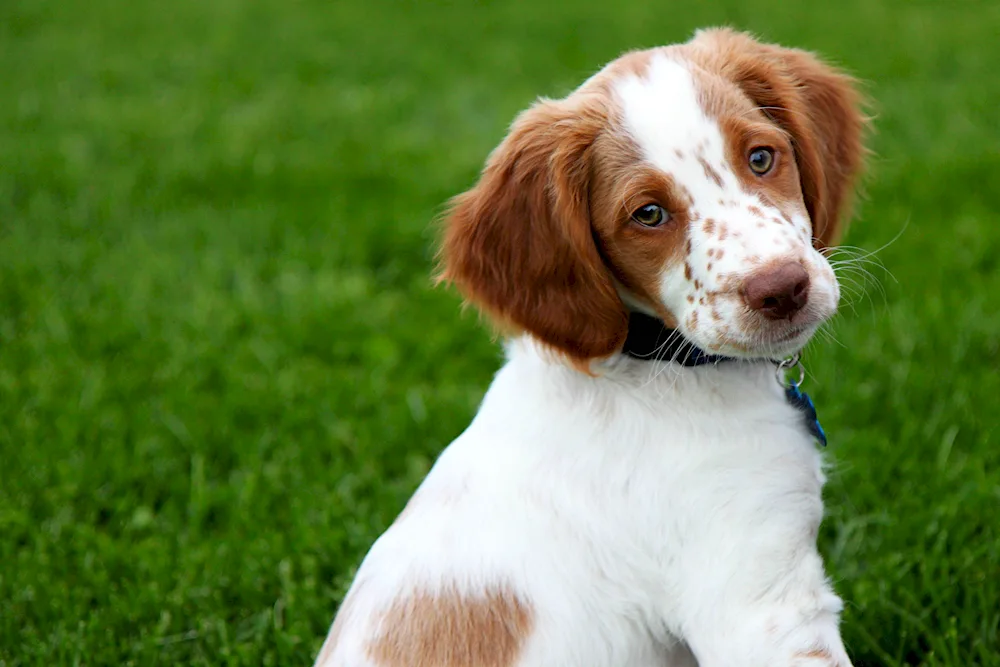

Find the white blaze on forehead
[[612, 54, 741, 321], [612, 54, 737, 200]]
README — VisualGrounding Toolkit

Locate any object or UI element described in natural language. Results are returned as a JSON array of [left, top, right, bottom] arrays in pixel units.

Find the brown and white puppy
[[317, 28, 865, 667]]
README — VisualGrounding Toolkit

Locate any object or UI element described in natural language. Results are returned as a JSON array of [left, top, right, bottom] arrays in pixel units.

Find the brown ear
[[438, 97, 627, 362], [692, 29, 867, 247]]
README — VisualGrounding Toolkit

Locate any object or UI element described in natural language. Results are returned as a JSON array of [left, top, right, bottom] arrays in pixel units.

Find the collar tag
[[778, 356, 827, 447]]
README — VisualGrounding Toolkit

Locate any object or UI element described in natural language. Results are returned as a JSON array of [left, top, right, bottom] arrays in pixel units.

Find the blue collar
[[620, 311, 827, 446]]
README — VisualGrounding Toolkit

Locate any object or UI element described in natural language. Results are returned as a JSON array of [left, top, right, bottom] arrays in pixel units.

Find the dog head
[[440, 28, 866, 365]]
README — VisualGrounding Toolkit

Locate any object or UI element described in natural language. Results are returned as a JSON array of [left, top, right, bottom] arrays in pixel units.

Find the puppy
[[316, 27, 866, 667]]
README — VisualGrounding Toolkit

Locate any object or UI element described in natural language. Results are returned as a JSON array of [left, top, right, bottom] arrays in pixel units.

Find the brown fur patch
[[367, 587, 533, 667], [439, 96, 628, 363], [603, 49, 655, 80], [697, 154, 724, 187], [590, 159, 690, 314], [794, 648, 834, 661]]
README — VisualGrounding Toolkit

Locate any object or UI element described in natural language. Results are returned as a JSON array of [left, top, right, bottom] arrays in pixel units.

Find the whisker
[[638, 328, 687, 392]]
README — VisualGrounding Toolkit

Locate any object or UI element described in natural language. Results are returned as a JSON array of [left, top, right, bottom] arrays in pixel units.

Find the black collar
[[621, 312, 734, 366]]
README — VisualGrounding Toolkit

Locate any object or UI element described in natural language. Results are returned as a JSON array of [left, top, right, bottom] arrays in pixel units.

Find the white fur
[[317, 51, 852, 667], [319, 342, 849, 666]]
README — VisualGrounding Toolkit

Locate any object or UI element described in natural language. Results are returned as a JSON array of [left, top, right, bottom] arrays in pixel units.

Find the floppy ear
[[438, 96, 628, 362], [693, 29, 867, 247]]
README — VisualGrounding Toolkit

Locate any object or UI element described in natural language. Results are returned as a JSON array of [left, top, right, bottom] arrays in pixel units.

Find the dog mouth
[[740, 301, 834, 349], [749, 321, 819, 355], [704, 320, 819, 359], [770, 325, 810, 343]]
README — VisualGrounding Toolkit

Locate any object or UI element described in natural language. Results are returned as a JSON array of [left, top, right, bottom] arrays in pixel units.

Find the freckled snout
[[742, 261, 810, 320]]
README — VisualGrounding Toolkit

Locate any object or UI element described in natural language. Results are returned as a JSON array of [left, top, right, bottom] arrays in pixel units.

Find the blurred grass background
[[1, 0, 998, 664]]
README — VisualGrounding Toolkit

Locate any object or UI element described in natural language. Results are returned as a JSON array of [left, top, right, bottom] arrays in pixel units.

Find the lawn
[[1, 0, 998, 664]]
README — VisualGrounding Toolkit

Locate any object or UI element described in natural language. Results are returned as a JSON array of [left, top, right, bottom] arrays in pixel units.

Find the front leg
[[678, 547, 852, 667]]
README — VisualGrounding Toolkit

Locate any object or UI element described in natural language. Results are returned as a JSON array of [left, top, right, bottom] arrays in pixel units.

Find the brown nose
[[742, 262, 811, 320]]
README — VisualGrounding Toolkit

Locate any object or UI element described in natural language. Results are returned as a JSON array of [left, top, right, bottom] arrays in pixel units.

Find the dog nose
[[742, 262, 810, 320]]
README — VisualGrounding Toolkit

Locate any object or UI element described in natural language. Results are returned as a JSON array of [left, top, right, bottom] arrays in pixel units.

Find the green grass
[[1, 0, 998, 664]]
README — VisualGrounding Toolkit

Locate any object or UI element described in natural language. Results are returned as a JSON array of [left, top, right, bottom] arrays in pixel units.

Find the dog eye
[[748, 147, 775, 175], [631, 204, 669, 227]]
